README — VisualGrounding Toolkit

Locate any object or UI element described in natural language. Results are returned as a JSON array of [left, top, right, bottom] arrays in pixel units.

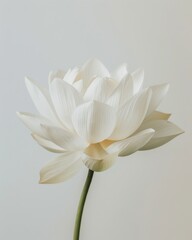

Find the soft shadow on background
[[1, 0, 191, 239]]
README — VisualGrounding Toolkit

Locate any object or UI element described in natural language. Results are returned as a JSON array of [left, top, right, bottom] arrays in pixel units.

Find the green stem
[[73, 170, 94, 240]]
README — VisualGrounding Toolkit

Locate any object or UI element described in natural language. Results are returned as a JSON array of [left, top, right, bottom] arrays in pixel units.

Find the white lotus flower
[[17, 58, 183, 184]]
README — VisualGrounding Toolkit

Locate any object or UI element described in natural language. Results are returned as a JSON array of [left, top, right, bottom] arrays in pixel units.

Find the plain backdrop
[[1, 0, 191, 239]]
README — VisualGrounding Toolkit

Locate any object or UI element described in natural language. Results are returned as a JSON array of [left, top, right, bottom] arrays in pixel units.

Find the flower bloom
[[17, 59, 183, 183]]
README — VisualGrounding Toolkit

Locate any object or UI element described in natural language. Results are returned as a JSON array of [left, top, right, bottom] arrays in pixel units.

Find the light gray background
[[1, 0, 191, 239]]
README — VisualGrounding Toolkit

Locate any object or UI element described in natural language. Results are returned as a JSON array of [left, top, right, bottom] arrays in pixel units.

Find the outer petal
[[32, 134, 65, 153], [39, 152, 84, 184], [73, 79, 84, 93], [111, 63, 128, 82], [83, 152, 118, 172], [145, 111, 171, 121], [139, 120, 184, 150], [80, 58, 110, 88], [72, 101, 116, 143], [109, 89, 152, 140], [41, 125, 88, 151], [131, 69, 144, 94], [17, 112, 52, 139], [107, 74, 133, 108], [25, 77, 59, 125], [104, 129, 155, 156], [63, 68, 79, 85], [147, 83, 170, 115], [84, 77, 116, 103], [49, 79, 83, 129], [48, 70, 65, 84]]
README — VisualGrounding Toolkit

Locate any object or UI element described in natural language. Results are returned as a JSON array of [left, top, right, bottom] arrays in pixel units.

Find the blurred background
[[0, 0, 191, 239]]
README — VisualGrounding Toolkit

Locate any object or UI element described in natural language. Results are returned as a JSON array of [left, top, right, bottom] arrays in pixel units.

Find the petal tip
[[16, 111, 21, 117], [87, 57, 102, 63], [138, 68, 144, 73], [39, 178, 48, 184], [16, 111, 27, 119], [177, 128, 185, 135], [24, 76, 32, 85], [163, 82, 170, 91], [148, 128, 155, 133], [132, 68, 144, 76], [39, 179, 44, 184]]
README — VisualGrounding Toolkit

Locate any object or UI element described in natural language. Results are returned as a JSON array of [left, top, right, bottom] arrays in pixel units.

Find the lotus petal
[[72, 101, 116, 143], [39, 152, 84, 184], [139, 120, 184, 150], [63, 68, 79, 85], [48, 70, 65, 84], [105, 129, 155, 156], [41, 125, 88, 151], [25, 77, 59, 125], [32, 134, 65, 153], [73, 79, 84, 93], [17, 112, 52, 139], [49, 79, 83, 129], [109, 89, 152, 140], [83, 152, 118, 172], [111, 63, 128, 82], [131, 69, 144, 94], [84, 143, 108, 159], [147, 83, 170, 115], [84, 77, 116, 103], [107, 74, 133, 108], [80, 58, 110, 88], [145, 111, 171, 121]]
